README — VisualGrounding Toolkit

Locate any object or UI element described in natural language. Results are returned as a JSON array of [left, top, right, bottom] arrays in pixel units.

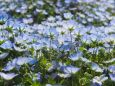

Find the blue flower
[[108, 65, 115, 73], [91, 75, 108, 86], [64, 0, 71, 4], [0, 11, 8, 23], [60, 43, 75, 52], [60, 65, 80, 74], [91, 63, 103, 72], [37, 72, 42, 82], [0, 72, 18, 80], [3, 58, 19, 71], [0, 52, 9, 60], [63, 12, 73, 19], [0, 40, 13, 50], [3, 57, 37, 71], [69, 52, 82, 61], [15, 57, 37, 65], [109, 73, 115, 81], [57, 73, 71, 78]]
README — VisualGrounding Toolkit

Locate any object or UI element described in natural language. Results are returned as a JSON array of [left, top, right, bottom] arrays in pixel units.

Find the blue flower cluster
[[0, 0, 115, 86]]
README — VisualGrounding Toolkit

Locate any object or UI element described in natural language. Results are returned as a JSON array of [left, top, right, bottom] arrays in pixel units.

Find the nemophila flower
[[0, 40, 13, 50], [57, 73, 71, 78], [103, 36, 115, 44], [49, 28, 59, 36], [69, 51, 82, 61], [63, 20, 76, 31], [104, 26, 115, 34], [4, 19, 14, 29], [0, 11, 8, 23], [108, 65, 115, 73], [15, 34, 34, 43], [3, 57, 37, 71], [23, 18, 33, 24], [109, 73, 115, 81], [60, 65, 80, 74], [16, 57, 37, 65], [0, 36, 7, 41], [40, 38, 58, 49], [37, 0, 44, 6], [57, 36, 65, 44], [63, 12, 73, 19], [91, 75, 108, 86], [82, 35, 92, 43], [0, 72, 18, 80], [14, 23, 27, 32], [60, 42, 75, 52], [88, 48, 97, 54], [15, 8, 22, 13], [31, 43, 44, 50], [110, 19, 115, 26], [80, 0, 94, 3], [9, 3, 16, 11], [56, 27, 67, 35], [91, 63, 103, 73], [55, 16, 62, 21], [14, 36, 26, 44], [89, 34, 98, 41], [3, 59, 18, 71], [37, 72, 42, 82], [47, 16, 55, 22], [0, 52, 9, 59], [64, 0, 71, 4], [87, 17, 94, 22]]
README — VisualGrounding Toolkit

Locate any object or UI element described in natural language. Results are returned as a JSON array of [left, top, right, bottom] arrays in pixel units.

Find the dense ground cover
[[0, 0, 115, 86]]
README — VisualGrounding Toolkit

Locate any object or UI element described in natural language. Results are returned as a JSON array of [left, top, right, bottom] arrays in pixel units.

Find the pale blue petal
[[0, 52, 9, 59], [69, 52, 82, 61], [60, 65, 80, 74], [108, 65, 115, 73], [91, 63, 103, 72], [0, 40, 13, 50], [0, 72, 18, 80], [109, 73, 115, 81]]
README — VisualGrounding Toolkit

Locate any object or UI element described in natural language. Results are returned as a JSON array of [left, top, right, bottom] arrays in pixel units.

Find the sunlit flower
[[0, 52, 9, 59], [0, 40, 13, 50], [60, 65, 80, 74], [92, 75, 108, 86], [91, 63, 103, 72], [63, 12, 73, 19], [0, 72, 18, 80], [108, 65, 115, 73], [69, 52, 82, 61], [109, 73, 115, 81], [3, 57, 37, 71]]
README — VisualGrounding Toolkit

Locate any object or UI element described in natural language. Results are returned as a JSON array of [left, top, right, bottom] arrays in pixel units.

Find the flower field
[[0, 0, 115, 86]]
